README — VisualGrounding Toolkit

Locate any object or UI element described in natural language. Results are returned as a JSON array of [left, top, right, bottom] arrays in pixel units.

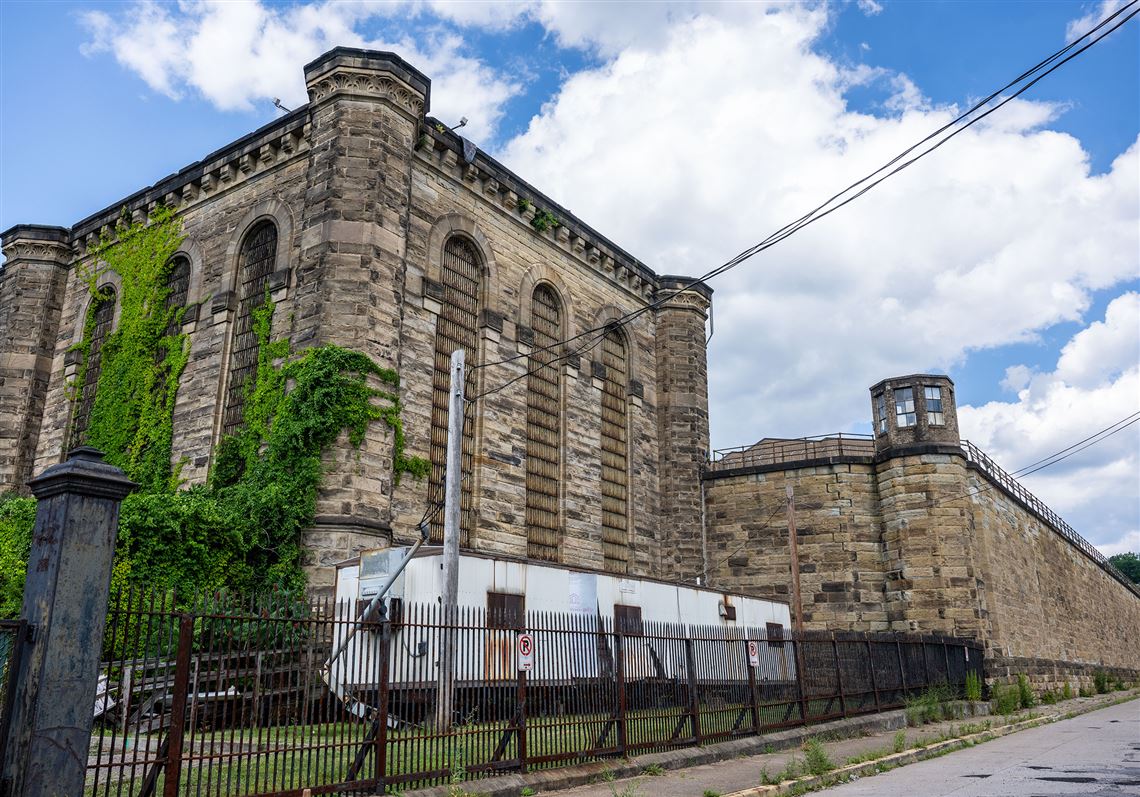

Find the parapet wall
[[703, 443, 1140, 687]]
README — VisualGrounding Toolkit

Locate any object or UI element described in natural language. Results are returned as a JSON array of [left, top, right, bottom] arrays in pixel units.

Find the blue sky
[[1, 0, 1137, 554]]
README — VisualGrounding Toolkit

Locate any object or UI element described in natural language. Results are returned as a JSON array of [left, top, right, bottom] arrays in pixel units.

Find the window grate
[[600, 330, 629, 573], [222, 222, 277, 437], [526, 285, 562, 562], [70, 286, 116, 448], [428, 237, 481, 545]]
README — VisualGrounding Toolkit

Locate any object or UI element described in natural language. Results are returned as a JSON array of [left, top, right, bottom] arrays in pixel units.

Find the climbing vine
[[15, 205, 433, 607], [71, 206, 189, 491]]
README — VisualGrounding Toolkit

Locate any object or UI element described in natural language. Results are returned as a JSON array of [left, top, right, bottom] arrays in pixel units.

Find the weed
[[516, 197, 532, 214], [893, 729, 907, 753], [703, 791, 720, 797], [965, 671, 982, 701], [521, 789, 535, 797], [802, 738, 834, 776], [610, 784, 639, 797], [1017, 674, 1035, 708], [759, 767, 776, 785], [1062, 682, 1073, 700], [1094, 671, 1110, 694], [1079, 684, 1094, 698], [1041, 690, 1057, 705], [778, 757, 801, 782], [991, 682, 1020, 715], [905, 685, 954, 726], [599, 767, 616, 783], [763, 743, 775, 754], [642, 764, 664, 777]]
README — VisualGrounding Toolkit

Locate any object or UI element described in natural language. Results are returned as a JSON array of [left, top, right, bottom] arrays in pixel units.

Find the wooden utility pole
[[786, 484, 804, 635], [435, 348, 464, 731]]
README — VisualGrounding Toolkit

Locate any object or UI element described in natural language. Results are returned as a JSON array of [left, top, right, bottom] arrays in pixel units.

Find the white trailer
[[328, 548, 795, 705]]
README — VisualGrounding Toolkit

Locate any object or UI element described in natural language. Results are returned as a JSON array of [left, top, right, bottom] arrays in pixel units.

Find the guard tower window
[[875, 392, 888, 435], [925, 385, 944, 425], [526, 284, 563, 562], [894, 387, 916, 428], [428, 236, 482, 546]]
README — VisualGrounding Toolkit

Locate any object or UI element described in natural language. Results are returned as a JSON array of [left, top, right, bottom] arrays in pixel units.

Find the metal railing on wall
[[84, 593, 982, 797], [710, 433, 875, 471], [960, 440, 1139, 597]]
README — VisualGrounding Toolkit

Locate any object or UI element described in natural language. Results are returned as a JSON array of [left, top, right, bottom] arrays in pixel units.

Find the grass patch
[[1017, 674, 1035, 709], [964, 671, 982, 702], [801, 738, 834, 776]]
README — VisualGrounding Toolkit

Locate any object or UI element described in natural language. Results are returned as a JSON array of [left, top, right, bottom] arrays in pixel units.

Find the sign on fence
[[517, 632, 534, 671], [747, 640, 760, 668]]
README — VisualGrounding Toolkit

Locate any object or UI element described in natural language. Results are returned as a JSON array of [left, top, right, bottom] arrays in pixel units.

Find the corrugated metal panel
[[428, 237, 482, 545], [526, 284, 562, 561]]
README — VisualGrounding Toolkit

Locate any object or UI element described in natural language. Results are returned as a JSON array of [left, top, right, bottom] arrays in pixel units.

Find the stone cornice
[[1, 239, 73, 264], [415, 119, 662, 302], [306, 70, 426, 118], [67, 110, 311, 249]]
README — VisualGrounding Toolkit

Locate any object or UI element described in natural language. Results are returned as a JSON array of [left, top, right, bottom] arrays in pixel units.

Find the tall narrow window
[[157, 256, 191, 366], [925, 385, 944, 425], [600, 329, 629, 573], [428, 236, 482, 545], [70, 285, 116, 448], [894, 387, 916, 428], [223, 221, 277, 437], [526, 285, 563, 562], [875, 392, 887, 435]]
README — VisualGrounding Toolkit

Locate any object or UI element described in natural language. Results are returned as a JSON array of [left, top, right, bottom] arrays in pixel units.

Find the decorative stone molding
[[306, 71, 426, 118], [1, 240, 72, 263]]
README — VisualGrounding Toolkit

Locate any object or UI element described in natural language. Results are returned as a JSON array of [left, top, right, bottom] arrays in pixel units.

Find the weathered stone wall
[[703, 460, 886, 631], [967, 467, 1140, 677], [1, 48, 712, 593], [703, 450, 1140, 687], [0, 228, 70, 494]]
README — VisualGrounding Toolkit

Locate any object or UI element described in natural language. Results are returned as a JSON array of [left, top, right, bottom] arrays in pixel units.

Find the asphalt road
[[817, 699, 1140, 796]]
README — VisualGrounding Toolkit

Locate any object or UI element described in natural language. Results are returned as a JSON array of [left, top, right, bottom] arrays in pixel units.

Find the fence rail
[[85, 593, 983, 797], [710, 434, 875, 471]]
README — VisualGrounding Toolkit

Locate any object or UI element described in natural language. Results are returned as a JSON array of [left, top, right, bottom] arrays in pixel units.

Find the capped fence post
[[0, 447, 136, 797], [683, 637, 701, 742]]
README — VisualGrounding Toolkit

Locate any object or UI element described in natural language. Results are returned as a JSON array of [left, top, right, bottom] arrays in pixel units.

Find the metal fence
[[0, 619, 28, 771], [710, 434, 875, 471], [85, 592, 983, 797]]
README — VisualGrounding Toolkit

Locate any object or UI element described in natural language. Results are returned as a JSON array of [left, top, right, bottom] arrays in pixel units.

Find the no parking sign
[[747, 640, 760, 668], [517, 633, 535, 671]]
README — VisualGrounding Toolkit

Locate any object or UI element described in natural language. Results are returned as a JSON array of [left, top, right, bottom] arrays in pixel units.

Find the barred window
[[925, 385, 944, 425], [526, 285, 563, 562], [428, 236, 482, 545], [600, 329, 630, 573], [157, 256, 191, 365], [222, 221, 278, 437], [894, 387, 916, 429], [70, 285, 116, 448], [875, 392, 887, 435]]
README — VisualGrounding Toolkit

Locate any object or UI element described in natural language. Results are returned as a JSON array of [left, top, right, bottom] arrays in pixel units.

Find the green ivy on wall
[[0, 206, 430, 615]]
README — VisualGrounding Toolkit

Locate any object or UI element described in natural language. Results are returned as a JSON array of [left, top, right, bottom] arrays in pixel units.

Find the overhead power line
[[936, 411, 1140, 508], [464, 1, 1139, 404]]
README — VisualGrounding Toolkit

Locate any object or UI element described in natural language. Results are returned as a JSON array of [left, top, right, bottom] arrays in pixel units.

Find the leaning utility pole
[[435, 348, 464, 731]]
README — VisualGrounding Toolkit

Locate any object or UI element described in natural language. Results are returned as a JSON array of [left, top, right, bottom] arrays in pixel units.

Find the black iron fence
[[85, 592, 983, 796], [0, 619, 28, 774]]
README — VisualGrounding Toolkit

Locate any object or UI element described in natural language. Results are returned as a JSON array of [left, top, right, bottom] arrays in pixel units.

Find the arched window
[[70, 285, 116, 448], [222, 221, 277, 436], [428, 236, 482, 544], [526, 285, 563, 562], [157, 255, 191, 361], [600, 328, 629, 572]]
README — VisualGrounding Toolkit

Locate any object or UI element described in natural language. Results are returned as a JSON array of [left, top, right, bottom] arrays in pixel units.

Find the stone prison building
[[0, 48, 1136, 688]]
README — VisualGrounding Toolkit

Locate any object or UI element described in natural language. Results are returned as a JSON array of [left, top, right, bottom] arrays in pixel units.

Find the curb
[[722, 691, 1140, 797]]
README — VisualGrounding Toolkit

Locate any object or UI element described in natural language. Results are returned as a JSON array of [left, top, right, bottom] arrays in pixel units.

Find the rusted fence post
[[684, 637, 701, 742], [374, 619, 392, 786], [831, 635, 847, 717], [0, 447, 136, 797], [163, 614, 194, 797], [866, 636, 880, 711], [615, 632, 627, 756], [746, 640, 760, 734]]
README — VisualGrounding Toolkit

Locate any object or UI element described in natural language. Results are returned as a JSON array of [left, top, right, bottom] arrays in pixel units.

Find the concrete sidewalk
[[544, 692, 1137, 797]]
